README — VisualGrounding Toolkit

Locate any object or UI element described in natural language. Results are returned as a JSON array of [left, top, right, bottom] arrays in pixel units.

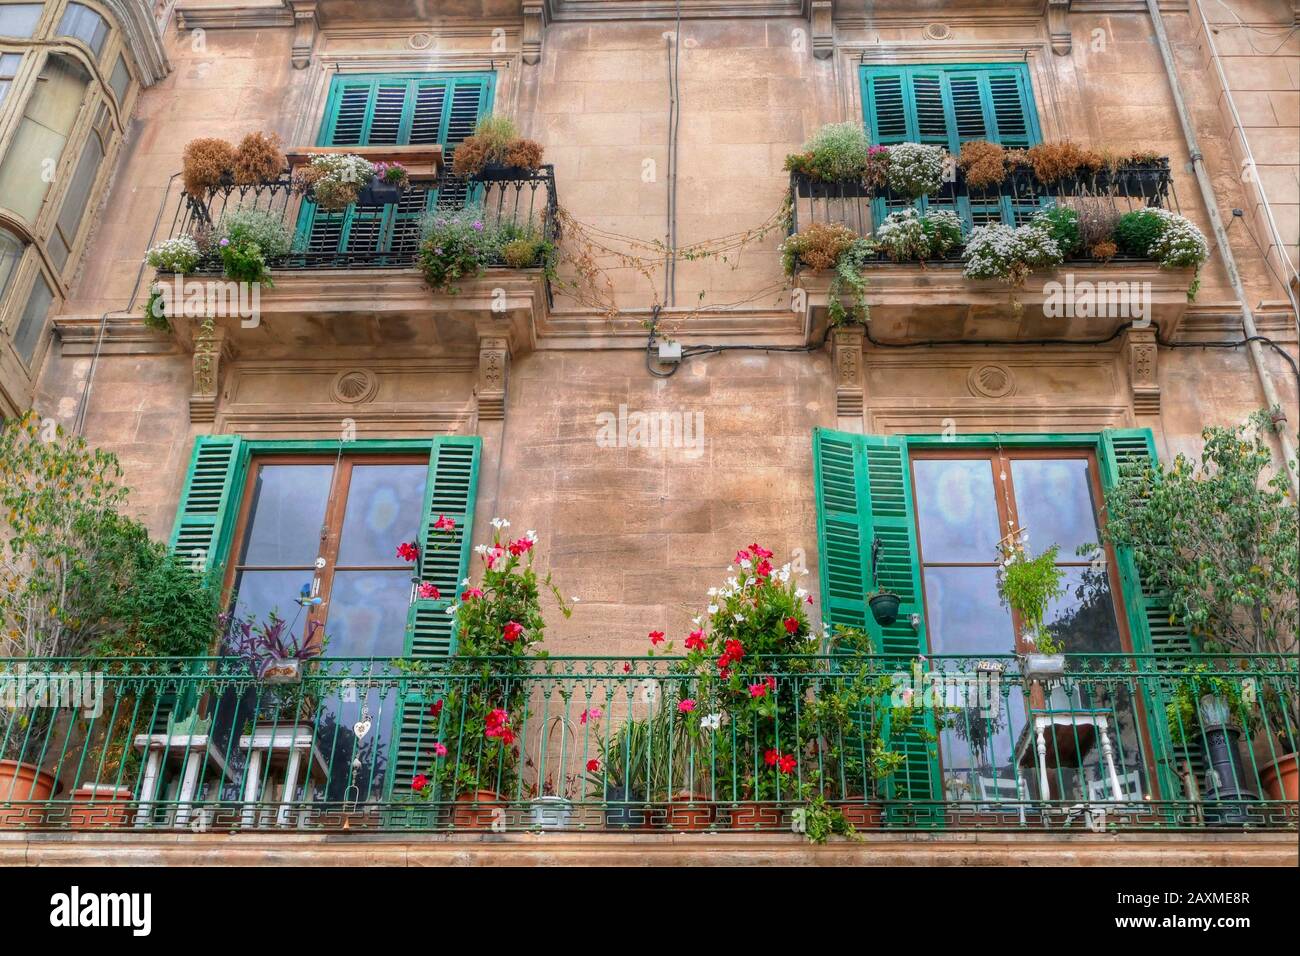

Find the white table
[[237, 726, 329, 828], [1014, 709, 1125, 805], [133, 731, 232, 829]]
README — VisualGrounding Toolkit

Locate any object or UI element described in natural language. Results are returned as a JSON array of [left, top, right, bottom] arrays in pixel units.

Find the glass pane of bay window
[[57, 3, 109, 57], [49, 129, 104, 270], [0, 4, 43, 39], [12, 270, 52, 365], [0, 53, 89, 223]]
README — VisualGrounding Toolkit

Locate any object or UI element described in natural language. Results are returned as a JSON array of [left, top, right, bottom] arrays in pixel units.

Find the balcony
[[787, 160, 1198, 343], [1, 653, 1295, 839]]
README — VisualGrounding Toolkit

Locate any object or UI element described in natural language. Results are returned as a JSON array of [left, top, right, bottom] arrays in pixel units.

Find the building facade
[[1, 0, 1297, 864]]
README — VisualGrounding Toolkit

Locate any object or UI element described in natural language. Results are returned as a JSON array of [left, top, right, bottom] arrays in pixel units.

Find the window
[[0, 53, 89, 223], [0, 3, 43, 39], [0, 226, 22, 302], [0, 51, 22, 107], [861, 62, 1042, 229], [301, 72, 494, 260], [56, 2, 107, 57], [48, 126, 104, 270], [170, 436, 480, 799], [11, 269, 52, 364], [107, 51, 129, 104]]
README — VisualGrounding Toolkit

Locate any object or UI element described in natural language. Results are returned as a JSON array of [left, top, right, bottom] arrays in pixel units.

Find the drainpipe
[[1145, 0, 1300, 494]]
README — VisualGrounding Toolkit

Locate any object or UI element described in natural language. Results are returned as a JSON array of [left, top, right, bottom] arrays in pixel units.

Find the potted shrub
[[962, 221, 1064, 312], [1114, 207, 1209, 300], [873, 208, 962, 266], [213, 206, 293, 287], [142, 236, 203, 332], [232, 131, 286, 186], [418, 203, 500, 293], [778, 223, 877, 325], [589, 717, 651, 828], [64, 711, 141, 830], [451, 116, 545, 181], [181, 136, 237, 196], [884, 142, 948, 200], [356, 161, 409, 207], [783, 122, 887, 197], [296, 153, 375, 211], [996, 533, 1068, 681], [1163, 668, 1258, 824], [225, 610, 324, 689], [1101, 411, 1298, 806]]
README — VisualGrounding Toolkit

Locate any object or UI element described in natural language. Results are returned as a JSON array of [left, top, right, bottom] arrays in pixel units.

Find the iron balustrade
[[1, 653, 1295, 833], [162, 167, 559, 272]]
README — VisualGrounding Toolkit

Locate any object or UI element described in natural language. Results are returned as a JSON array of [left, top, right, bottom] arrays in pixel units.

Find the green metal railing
[[1, 654, 1295, 833]]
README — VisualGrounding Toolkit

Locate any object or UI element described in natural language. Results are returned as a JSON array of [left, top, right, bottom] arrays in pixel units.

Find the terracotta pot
[[1260, 753, 1299, 804], [64, 784, 134, 830], [664, 792, 715, 831], [729, 802, 784, 829], [451, 789, 507, 830], [0, 759, 56, 828], [835, 800, 884, 829]]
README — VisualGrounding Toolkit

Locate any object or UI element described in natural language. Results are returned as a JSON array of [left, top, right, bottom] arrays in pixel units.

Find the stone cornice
[[174, 3, 294, 29], [544, 0, 808, 20]]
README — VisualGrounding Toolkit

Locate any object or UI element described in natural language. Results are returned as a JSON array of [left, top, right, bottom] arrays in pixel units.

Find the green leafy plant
[[215, 207, 291, 286], [1032, 204, 1082, 257], [418, 204, 502, 292], [828, 237, 877, 325], [1163, 665, 1252, 747], [783, 123, 877, 183], [996, 535, 1067, 654], [1113, 208, 1166, 258]]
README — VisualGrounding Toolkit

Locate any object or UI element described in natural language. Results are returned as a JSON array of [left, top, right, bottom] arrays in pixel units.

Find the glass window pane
[[12, 270, 52, 364], [52, 131, 103, 269], [108, 53, 129, 103], [325, 570, 411, 658], [0, 52, 22, 107], [57, 3, 109, 57], [228, 569, 315, 633], [337, 463, 427, 566], [922, 566, 1013, 655], [914, 458, 1001, 563], [238, 464, 334, 567], [0, 54, 89, 223], [1010, 458, 1101, 558], [0, 227, 23, 301], [1044, 566, 1122, 654], [0, 4, 43, 38]]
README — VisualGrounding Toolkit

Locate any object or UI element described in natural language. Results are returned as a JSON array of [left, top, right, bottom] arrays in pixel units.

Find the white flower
[[526, 529, 538, 541], [707, 587, 718, 597], [490, 517, 510, 529], [739, 557, 752, 569], [799, 567, 809, 576], [708, 604, 719, 614], [700, 713, 722, 731], [733, 613, 745, 623], [474, 545, 489, 555], [796, 587, 808, 599], [444, 603, 460, 615], [571, 595, 580, 602]]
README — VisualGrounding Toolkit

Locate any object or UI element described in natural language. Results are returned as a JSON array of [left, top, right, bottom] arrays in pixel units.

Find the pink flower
[[484, 545, 507, 569], [783, 617, 799, 634], [461, 586, 484, 600], [432, 515, 456, 531], [748, 543, 774, 560], [649, 630, 665, 646], [748, 682, 768, 698], [397, 541, 420, 562], [684, 629, 706, 652], [418, 583, 440, 600], [734, 550, 750, 565], [432, 742, 448, 757], [411, 773, 429, 791], [579, 707, 603, 725], [508, 537, 534, 557], [677, 699, 696, 714], [503, 620, 525, 642], [586, 759, 600, 773], [805, 594, 814, 605]]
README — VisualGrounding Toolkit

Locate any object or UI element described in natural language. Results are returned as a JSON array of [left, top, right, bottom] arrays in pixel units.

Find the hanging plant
[[884, 143, 947, 199], [296, 153, 376, 211]]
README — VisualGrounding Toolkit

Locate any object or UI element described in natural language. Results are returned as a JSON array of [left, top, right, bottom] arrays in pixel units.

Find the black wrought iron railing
[[163, 166, 559, 272]]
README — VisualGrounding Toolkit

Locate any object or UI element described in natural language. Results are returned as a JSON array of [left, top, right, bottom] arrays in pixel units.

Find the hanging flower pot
[[356, 175, 401, 207], [868, 591, 901, 626]]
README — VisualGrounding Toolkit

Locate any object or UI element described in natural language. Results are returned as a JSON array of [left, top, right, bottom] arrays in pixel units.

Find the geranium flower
[[418, 583, 440, 600], [586, 759, 600, 773], [411, 773, 429, 791], [748, 682, 768, 698], [396, 541, 420, 562], [778, 754, 797, 774], [579, 707, 603, 725], [684, 629, 706, 651], [648, 630, 665, 646], [461, 586, 484, 600], [749, 543, 774, 560], [432, 742, 448, 757], [677, 699, 696, 713], [783, 617, 799, 634], [503, 620, 525, 642], [432, 515, 456, 531], [764, 749, 779, 767], [429, 699, 444, 717], [755, 559, 773, 578]]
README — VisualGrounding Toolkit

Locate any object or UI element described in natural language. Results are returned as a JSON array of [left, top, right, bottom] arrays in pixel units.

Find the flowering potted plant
[[996, 532, 1067, 682], [413, 519, 570, 829], [418, 203, 499, 293], [296, 153, 376, 211], [356, 161, 409, 207]]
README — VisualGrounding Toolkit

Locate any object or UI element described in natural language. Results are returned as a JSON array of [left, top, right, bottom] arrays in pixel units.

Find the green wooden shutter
[[1100, 428, 1200, 806], [813, 429, 943, 824], [169, 435, 244, 574], [390, 436, 481, 794]]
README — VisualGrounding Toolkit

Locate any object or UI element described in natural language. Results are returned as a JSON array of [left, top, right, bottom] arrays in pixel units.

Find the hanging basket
[[868, 591, 901, 627]]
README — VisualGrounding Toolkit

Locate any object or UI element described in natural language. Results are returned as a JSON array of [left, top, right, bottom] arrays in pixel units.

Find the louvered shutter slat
[[409, 84, 447, 145], [367, 84, 407, 145], [949, 76, 988, 143], [910, 74, 948, 144], [988, 72, 1032, 147], [869, 75, 908, 144], [328, 86, 371, 147]]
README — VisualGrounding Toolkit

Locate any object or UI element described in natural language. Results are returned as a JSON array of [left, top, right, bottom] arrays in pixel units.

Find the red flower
[[748, 543, 774, 560], [586, 759, 600, 773], [734, 550, 750, 565], [783, 617, 799, 634], [418, 583, 440, 600], [684, 629, 706, 652], [648, 630, 665, 646], [755, 559, 773, 579], [508, 537, 534, 557], [677, 699, 696, 713], [748, 682, 767, 698], [718, 638, 745, 668], [778, 754, 797, 774], [622, 662, 632, 674], [805, 594, 814, 605], [486, 708, 508, 730], [764, 749, 780, 767], [411, 773, 429, 791], [429, 699, 444, 717], [503, 620, 525, 642], [397, 541, 420, 562], [765, 676, 777, 691], [461, 586, 484, 600], [432, 515, 456, 531]]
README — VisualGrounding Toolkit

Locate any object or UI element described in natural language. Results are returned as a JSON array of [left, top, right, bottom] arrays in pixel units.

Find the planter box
[[356, 176, 402, 207]]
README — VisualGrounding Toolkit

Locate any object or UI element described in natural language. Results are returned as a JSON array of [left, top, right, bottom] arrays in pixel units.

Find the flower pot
[[528, 795, 574, 830], [835, 799, 884, 829], [869, 592, 901, 627], [1259, 752, 1298, 804], [664, 791, 715, 831], [451, 789, 507, 830], [64, 784, 134, 830], [729, 802, 784, 829], [1022, 653, 1066, 683], [473, 163, 534, 182], [0, 759, 56, 828], [356, 175, 401, 207], [604, 785, 648, 829]]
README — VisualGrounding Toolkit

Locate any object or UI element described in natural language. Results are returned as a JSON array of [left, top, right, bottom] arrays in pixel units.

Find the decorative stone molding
[[1124, 326, 1160, 415], [831, 325, 865, 421], [289, 1, 319, 69], [190, 323, 234, 423], [522, 1, 546, 65], [968, 363, 1015, 399], [810, 1, 834, 60], [105, 0, 170, 85], [175, 3, 294, 30], [330, 368, 378, 404], [476, 337, 510, 421], [1047, 0, 1072, 56]]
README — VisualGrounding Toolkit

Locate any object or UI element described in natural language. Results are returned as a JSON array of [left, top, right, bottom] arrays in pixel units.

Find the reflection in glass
[[229, 569, 314, 635], [1010, 458, 1100, 557], [240, 465, 334, 566], [914, 458, 1001, 562], [325, 571, 411, 658], [922, 566, 1013, 656], [337, 464, 426, 566], [1045, 567, 1122, 655]]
